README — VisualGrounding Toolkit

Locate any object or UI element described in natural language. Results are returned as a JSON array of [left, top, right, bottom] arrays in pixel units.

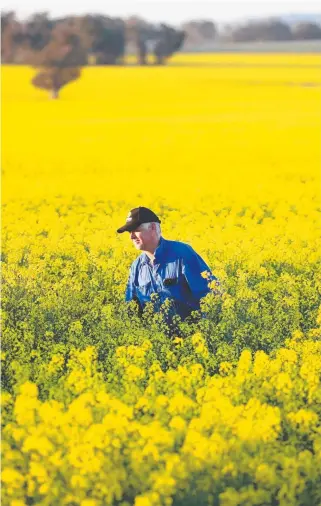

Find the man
[[117, 207, 220, 321]]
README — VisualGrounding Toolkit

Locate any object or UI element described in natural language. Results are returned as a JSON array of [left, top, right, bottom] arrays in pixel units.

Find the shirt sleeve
[[125, 267, 136, 302], [125, 265, 144, 316], [182, 248, 218, 300]]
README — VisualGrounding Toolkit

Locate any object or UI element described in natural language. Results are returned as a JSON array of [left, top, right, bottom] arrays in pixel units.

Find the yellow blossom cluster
[[2, 336, 321, 505]]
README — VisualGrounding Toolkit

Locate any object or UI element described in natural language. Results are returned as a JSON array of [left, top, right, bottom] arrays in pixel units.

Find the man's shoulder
[[128, 239, 196, 272], [163, 238, 195, 257]]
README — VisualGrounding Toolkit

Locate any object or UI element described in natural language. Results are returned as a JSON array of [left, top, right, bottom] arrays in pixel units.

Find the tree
[[154, 24, 185, 65], [125, 18, 185, 65], [1, 11, 22, 62], [71, 15, 126, 64], [31, 23, 86, 99], [1, 11, 54, 63], [126, 17, 155, 65], [25, 12, 53, 50], [292, 22, 321, 40], [225, 18, 292, 42], [198, 21, 216, 39], [182, 20, 216, 44]]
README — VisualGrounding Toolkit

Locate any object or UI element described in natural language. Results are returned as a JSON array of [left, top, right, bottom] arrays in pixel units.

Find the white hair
[[140, 222, 161, 239]]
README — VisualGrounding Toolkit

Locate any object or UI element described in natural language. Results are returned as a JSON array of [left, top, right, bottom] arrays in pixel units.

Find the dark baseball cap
[[117, 207, 161, 233]]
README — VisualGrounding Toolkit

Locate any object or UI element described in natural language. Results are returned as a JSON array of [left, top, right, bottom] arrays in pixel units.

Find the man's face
[[130, 225, 153, 250]]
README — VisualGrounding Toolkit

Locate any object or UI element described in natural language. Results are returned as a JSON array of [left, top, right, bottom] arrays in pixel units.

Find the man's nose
[[130, 231, 136, 239]]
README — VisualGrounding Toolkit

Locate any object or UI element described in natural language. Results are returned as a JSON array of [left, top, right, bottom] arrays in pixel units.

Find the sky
[[2, 0, 321, 25]]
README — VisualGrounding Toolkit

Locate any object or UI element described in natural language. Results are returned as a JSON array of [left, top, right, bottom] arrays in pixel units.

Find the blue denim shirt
[[125, 237, 219, 320]]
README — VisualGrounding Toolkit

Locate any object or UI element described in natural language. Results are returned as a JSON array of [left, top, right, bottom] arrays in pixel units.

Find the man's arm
[[125, 266, 143, 316], [125, 267, 136, 302], [182, 247, 220, 300]]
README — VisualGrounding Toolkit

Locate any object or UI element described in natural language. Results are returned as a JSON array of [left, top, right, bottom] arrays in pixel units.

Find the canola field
[[2, 54, 321, 506]]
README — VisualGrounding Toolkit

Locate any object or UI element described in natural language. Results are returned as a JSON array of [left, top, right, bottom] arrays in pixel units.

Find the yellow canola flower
[[22, 435, 54, 456], [19, 382, 38, 398], [168, 393, 196, 417], [169, 416, 186, 432], [47, 354, 65, 374], [287, 409, 319, 433], [2, 469, 25, 487], [71, 474, 89, 489], [192, 333, 209, 359], [233, 399, 281, 442], [29, 461, 48, 481], [219, 361, 233, 376], [255, 464, 276, 485], [126, 365, 146, 381], [135, 497, 153, 506]]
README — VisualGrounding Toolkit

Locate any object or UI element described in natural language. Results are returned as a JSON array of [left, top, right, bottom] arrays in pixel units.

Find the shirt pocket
[[163, 276, 180, 299], [135, 280, 152, 302]]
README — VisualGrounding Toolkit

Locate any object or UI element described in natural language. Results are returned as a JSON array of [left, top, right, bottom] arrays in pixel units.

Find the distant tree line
[[2, 12, 321, 67], [1, 12, 185, 65], [182, 18, 321, 43], [220, 18, 321, 43]]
